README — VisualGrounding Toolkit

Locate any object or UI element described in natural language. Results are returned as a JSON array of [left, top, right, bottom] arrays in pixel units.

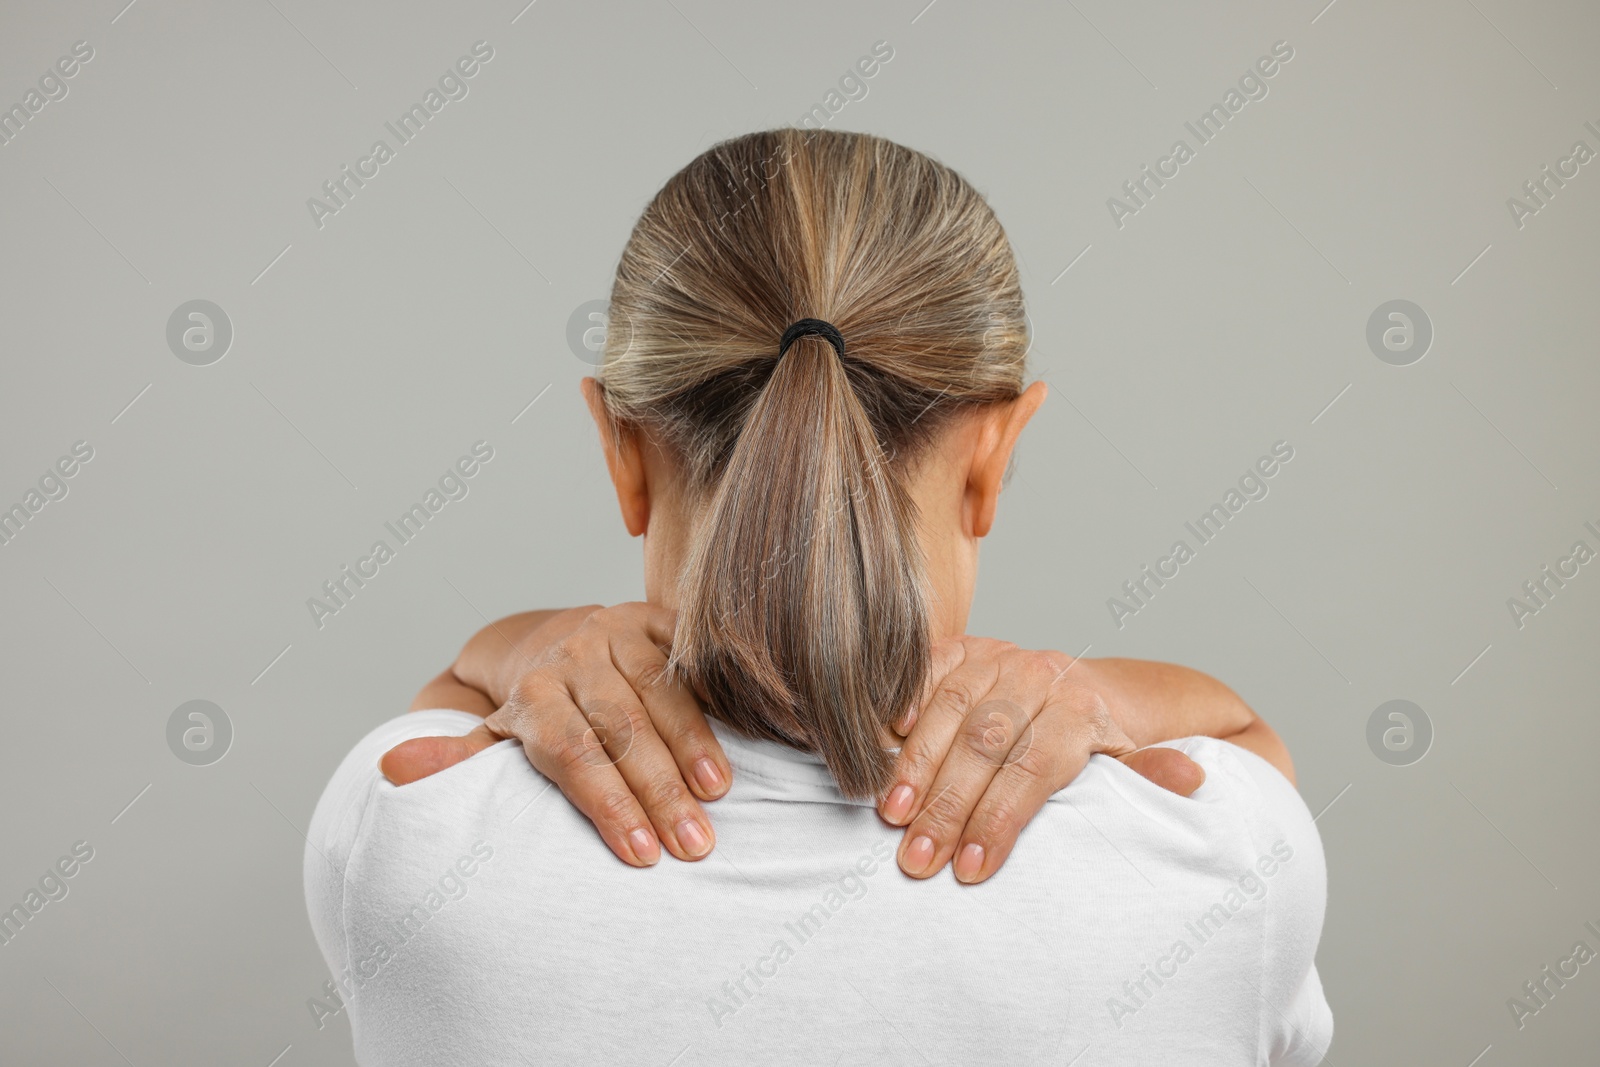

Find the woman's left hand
[[880, 636, 1206, 884]]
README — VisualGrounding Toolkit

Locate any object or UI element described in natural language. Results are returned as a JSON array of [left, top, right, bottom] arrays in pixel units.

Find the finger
[[567, 674, 718, 863], [893, 637, 969, 736], [490, 686, 663, 868], [607, 629, 731, 801], [616, 600, 680, 651], [896, 660, 1057, 878], [951, 687, 1139, 884], [1120, 747, 1206, 796], [880, 642, 998, 826], [380, 724, 504, 785]]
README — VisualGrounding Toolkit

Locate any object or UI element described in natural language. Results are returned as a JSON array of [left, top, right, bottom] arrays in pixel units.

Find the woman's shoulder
[[302, 710, 544, 965], [1069, 736, 1320, 847], [1103, 736, 1333, 1062]]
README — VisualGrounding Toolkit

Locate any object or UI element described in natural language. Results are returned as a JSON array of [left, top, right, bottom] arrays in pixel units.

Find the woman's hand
[[382, 606, 1269, 881], [384, 603, 732, 869], [879, 637, 1209, 884]]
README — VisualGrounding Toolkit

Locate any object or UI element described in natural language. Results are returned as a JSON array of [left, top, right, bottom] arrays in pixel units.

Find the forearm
[[450, 609, 574, 705], [410, 608, 582, 716], [411, 669, 497, 716], [1081, 657, 1295, 783]]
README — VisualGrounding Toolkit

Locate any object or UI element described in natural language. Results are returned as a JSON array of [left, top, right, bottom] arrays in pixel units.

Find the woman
[[306, 128, 1331, 1064]]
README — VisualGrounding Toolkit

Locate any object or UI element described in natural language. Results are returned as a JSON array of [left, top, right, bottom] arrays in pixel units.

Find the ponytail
[[669, 335, 928, 797]]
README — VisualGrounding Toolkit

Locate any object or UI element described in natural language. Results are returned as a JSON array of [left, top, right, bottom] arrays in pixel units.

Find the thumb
[[1119, 746, 1206, 797], [380, 724, 503, 785]]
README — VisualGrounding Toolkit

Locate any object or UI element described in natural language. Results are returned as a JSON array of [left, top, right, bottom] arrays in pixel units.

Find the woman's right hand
[[382, 603, 733, 869]]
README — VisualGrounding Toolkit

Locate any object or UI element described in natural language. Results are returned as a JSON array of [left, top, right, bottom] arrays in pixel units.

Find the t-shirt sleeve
[[302, 709, 490, 984], [1150, 737, 1334, 1065], [1225, 742, 1334, 1065]]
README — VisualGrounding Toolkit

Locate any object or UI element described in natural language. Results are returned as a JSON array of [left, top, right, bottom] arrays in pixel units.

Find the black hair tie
[[779, 318, 845, 359]]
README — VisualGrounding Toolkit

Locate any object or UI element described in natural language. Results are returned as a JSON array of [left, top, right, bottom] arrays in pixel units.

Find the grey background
[[1, 0, 1596, 1063]]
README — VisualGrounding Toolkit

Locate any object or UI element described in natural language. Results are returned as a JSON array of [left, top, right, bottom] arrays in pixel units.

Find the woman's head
[[587, 128, 1044, 796]]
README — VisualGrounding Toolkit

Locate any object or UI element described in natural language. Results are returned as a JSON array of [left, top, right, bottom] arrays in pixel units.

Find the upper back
[[306, 710, 1332, 1066]]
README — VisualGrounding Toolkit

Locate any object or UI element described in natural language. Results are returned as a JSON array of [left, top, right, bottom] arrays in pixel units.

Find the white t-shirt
[[305, 709, 1332, 1066]]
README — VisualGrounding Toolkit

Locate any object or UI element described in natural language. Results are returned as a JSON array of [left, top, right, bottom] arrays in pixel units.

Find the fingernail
[[895, 709, 918, 734], [676, 818, 712, 858], [628, 827, 660, 866], [902, 834, 935, 876], [882, 784, 915, 824], [693, 757, 725, 796], [955, 842, 985, 883]]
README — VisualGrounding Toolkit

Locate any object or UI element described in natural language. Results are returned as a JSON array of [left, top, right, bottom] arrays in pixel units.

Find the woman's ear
[[966, 380, 1048, 538], [581, 378, 651, 537]]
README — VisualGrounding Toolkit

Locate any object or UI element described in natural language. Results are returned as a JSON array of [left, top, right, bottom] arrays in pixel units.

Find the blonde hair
[[598, 128, 1027, 797]]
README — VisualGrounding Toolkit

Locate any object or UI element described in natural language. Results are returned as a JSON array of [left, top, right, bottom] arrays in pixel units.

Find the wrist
[[451, 610, 562, 707], [1072, 657, 1255, 749], [482, 606, 595, 706]]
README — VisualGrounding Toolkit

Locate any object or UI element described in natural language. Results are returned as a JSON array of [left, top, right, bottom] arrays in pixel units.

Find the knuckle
[[1040, 649, 1074, 676], [484, 698, 522, 734], [591, 605, 630, 633], [543, 730, 602, 777], [956, 714, 1009, 765], [1075, 698, 1116, 742], [590, 787, 643, 831], [632, 657, 671, 694], [497, 681, 559, 729], [960, 637, 999, 665], [1056, 683, 1113, 730], [617, 700, 652, 739], [654, 715, 706, 758], [1018, 650, 1057, 685], [933, 676, 982, 716], [544, 639, 583, 675], [566, 604, 605, 627], [959, 703, 1024, 764], [893, 744, 937, 786], [637, 768, 694, 814], [915, 791, 966, 838], [585, 701, 645, 757], [968, 798, 1022, 844], [1005, 734, 1055, 781]]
